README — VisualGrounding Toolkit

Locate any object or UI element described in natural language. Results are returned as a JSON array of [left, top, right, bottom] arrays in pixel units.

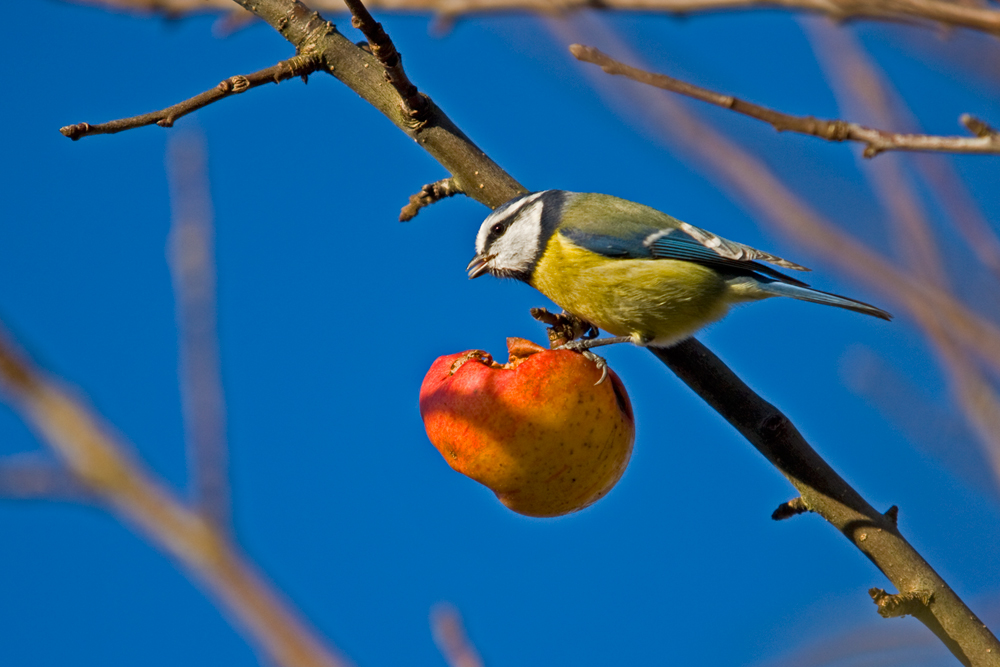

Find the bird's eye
[[491, 223, 504, 234]]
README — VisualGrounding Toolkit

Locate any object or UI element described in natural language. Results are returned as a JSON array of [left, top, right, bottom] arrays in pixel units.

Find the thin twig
[[559, 30, 1000, 378], [60, 0, 1000, 36], [771, 496, 809, 520], [60, 55, 321, 140], [0, 329, 347, 667], [570, 44, 1000, 157], [399, 178, 462, 221], [342, 0, 429, 122], [167, 132, 231, 529]]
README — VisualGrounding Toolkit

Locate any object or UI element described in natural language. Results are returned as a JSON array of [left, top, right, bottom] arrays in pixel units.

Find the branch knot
[[869, 588, 934, 619]]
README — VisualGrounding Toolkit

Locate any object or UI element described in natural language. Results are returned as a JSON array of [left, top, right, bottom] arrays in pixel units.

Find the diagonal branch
[[60, 54, 321, 140], [235, 1, 999, 663], [653, 339, 999, 667], [570, 44, 1000, 157]]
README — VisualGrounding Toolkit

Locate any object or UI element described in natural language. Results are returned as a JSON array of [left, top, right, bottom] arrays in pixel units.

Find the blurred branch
[[0, 330, 347, 667], [59, 55, 321, 140], [167, 132, 231, 529], [805, 20, 1000, 481], [570, 44, 1000, 157], [0, 455, 91, 501], [842, 346, 1000, 501], [61, 0, 1000, 36], [550, 15, 1000, 664], [431, 604, 485, 667], [556, 20, 1000, 377]]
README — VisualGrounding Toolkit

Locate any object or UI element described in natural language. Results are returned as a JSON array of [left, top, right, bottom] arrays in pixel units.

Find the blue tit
[[467, 190, 891, 349]]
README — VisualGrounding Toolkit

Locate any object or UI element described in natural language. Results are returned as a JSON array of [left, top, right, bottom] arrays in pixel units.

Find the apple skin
[[419, 338, 635, 518]]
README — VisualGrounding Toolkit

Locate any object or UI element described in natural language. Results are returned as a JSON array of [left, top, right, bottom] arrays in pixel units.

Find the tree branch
[[54, 0, 1000, 663], [570, 44, 1000, 157], [59, 55, 322, 140], [653, 339, 1000, 667], [227, 0, 523, 209], [60, 0, 1000, 37]]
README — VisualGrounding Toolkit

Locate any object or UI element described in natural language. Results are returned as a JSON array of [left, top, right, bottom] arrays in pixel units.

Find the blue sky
[[1, 2, 999, 665]]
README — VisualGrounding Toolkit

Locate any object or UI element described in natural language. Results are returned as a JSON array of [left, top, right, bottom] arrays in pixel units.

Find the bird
[[467, 190, 891, 352]]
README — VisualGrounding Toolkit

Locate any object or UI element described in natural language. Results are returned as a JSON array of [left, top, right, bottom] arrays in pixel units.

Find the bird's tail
[[757, 280, 892, 321]]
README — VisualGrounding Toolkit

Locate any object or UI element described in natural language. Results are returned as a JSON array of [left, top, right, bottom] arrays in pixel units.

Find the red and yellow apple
[[419, 338, 635, 517]]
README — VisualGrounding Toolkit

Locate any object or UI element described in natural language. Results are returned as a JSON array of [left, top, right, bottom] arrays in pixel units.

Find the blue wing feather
[[560, 227, 809, 287]]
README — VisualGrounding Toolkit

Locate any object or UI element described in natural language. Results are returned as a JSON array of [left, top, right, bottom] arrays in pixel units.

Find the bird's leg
[[529, 308, 623, 384], [557, 336, 633, 385], [560, 336, 633, 352]]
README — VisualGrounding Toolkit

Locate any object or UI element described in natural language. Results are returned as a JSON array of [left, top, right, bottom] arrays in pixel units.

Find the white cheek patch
[[475, 192, 548, 255], [491, 197, 544, 273]]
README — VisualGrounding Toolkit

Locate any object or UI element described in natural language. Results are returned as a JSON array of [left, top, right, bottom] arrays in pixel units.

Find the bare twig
[[59, 55, 321, 140], [570, 44, 1000, 157], [60, 0, 1000, 36], [167, 132, 231, 529], [342, 0, 429, 121], [771, 496, 809, 520], [431, 604, 484, 667], [399, 177, 462, 221], [0, 329, 347, 667]]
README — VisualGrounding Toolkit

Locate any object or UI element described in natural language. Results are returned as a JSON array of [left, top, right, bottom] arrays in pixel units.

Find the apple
[[419, 338, 635, 517]]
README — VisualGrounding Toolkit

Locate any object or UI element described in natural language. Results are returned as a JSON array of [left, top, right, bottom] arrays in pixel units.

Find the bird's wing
[[560, 220, 811, 287], [668, 222, 810, 272]]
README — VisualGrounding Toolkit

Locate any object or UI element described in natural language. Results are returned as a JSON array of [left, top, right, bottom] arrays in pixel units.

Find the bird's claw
[[557, 341, 609, 385]]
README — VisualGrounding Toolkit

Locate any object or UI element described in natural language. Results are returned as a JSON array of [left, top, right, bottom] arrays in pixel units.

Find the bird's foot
[[530, 308, 598, 348], [556, 336, 633, 385]]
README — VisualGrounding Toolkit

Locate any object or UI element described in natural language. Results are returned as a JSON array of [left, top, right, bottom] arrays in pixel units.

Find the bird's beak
[[467, 254, 491, 279]]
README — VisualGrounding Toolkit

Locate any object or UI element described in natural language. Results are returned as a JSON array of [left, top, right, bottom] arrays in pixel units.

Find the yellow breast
[[530, 234, 734, 346]]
